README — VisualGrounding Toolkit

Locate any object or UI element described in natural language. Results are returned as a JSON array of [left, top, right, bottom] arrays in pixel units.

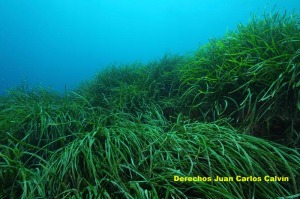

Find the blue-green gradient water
[[0, 0, 299, 95]]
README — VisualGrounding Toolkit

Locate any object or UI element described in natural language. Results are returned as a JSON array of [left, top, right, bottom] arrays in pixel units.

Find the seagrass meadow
[[1, 11, 300, 199]]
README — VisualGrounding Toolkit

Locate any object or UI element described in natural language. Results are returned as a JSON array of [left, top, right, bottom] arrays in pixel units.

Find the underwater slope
[[0, 11, 300, 198]]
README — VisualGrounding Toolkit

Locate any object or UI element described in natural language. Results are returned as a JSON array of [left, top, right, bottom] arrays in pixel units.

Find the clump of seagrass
[[17, 110, 299, 199], [77, 54, 185, 116], [179, 11, 300, 147]]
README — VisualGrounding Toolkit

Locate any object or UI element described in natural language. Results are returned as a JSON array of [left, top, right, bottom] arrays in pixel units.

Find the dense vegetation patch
[[0, 11, 299, 198], [179, 12, 300, 147]]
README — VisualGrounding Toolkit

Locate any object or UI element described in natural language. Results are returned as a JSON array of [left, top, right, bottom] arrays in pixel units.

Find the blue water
[[0, 0, 299, 95]]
